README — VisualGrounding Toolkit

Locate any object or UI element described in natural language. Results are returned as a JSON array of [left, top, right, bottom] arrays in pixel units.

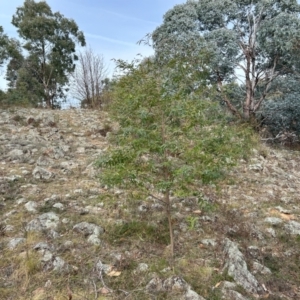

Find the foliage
[[96, 57, 257, 256], [151, 0, 300, 120], [258, 75, 300, 143], [0, 26, 10, 67], [10, 0, 86, 108], [0, 26, 20, 69]]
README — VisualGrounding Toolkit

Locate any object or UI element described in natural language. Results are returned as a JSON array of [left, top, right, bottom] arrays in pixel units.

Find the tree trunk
[[164, 189, 174, 258]]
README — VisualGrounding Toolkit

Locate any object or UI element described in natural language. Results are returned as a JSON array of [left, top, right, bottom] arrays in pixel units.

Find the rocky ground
[[1, 107, 300, 300]]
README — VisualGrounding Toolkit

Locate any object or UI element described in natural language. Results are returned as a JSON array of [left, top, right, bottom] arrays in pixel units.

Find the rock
[[222, 289, 249, 300], [252, 262, 272, 275], [26, 212, 59, 232], [24, 201, 37, 212], [248, 163, 263, 172], [135, 263, 149, 273], [284, 220, 300, 235], [247, 246, 260, 258], [266, 227, 276, 237], [8, 238, 26, 249], [146, 277, 163, 294], [40, 249, 67, 272], [52, 256, 66, 272], [8, 149, 24, 160], [223, 238, 263, 295], [87, 234, 101, 245], [36, 155, 54, 166], [220, 281, 249, 300], [184, 289, 206, 300], [95, 260, 112, 274], [264, 217, 282, 225], [146, 276, 205, 299], [73, 222, 104, 236], [33, 242, 53, 251], [53, 203, 64, 210], [275, 206, 291, 214], [32, 166, 54, 180], [73, 222, 104, 245], [163, 276, 190, 292], [76, 147, 85, 153], [201, 239, 217, 247], [138, 204, 148, 212]]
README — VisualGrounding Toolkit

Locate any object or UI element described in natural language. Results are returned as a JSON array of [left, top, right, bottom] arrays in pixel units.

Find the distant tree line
[[0, 0, 109, 109]]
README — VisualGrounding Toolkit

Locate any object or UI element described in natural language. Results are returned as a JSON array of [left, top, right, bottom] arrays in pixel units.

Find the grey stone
[[32, 166, 54, 180], [36, 155, 54, 166], [275, 206, 291, 214], [26, 212, 59, 232], [184, 289, 206, 300], [87, 234, 101, 245], [284, 220, 300, 235], [24, 201, 37, 212], [201, 239, 217, 247], [4, 225, 14, 232], [248, 163, 263, 172], [136, 263, 149, 273], [264, 217, 282, 225], [73, 222, 104, 236], [252, 262, 272, 275], [53, 202, 64, 210], [163, 276, 190, 292], [95, 260, 112, 274], [247, 246, 260, 258], [222, 289, 249, 300], [33, 242, 53, 251], [8, 238, 26, 249], [266, 227, 276, 237], [8, 149, 24, 160], [146, 277, 163, 294], [53, 256, 66, 272], [223, 238, 262, 294]]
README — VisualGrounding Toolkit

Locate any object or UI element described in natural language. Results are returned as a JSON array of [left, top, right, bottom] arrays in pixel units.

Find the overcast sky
[[0, 0, 184, 90]]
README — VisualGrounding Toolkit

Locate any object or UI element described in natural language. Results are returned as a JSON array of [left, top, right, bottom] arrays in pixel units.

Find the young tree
[[71, 47, 108, 109], [96, 58, 256, 257], [151, 0, 300, 120], [12, 0, 86, 108]]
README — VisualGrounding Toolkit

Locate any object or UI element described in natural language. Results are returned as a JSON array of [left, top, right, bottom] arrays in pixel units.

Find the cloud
[[85, 33, 138, 47]]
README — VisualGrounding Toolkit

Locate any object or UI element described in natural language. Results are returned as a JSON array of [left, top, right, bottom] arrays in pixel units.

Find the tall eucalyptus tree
[[152, 0, 300, 120], [12, 0, 86, 108]]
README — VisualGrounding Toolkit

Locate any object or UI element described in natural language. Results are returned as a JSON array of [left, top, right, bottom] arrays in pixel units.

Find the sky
[[0, 0, 184, 91]]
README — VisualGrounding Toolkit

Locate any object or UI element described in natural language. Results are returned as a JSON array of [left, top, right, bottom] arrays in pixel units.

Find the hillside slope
[[1, 108, 300, 300]]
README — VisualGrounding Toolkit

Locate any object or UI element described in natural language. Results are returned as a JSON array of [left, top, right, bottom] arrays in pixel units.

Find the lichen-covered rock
[[73, 222, 104, 236], [24, 201, 37, 212], [32, 166, 54, 180], [223, 238, 263, 295], [7, 238, 26, 249], [26, 212, 59, 232], [146, 276, 205, 299], [284, 220, 300, 235]]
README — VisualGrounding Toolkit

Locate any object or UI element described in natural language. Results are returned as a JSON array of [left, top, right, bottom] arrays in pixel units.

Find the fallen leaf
[[107, 270, 121, 277]]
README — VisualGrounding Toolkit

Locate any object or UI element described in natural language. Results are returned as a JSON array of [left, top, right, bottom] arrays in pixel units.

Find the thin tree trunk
[[164, 190, 174, 258]]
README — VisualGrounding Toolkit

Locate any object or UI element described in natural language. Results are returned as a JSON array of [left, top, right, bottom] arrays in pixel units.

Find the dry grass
[[1, 109, 300, 299]]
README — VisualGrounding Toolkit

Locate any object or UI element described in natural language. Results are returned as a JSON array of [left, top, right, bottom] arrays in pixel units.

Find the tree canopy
[[152, 0, 300, 120], [9, 0, 86, 108], [96, 57, 257, 256]]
